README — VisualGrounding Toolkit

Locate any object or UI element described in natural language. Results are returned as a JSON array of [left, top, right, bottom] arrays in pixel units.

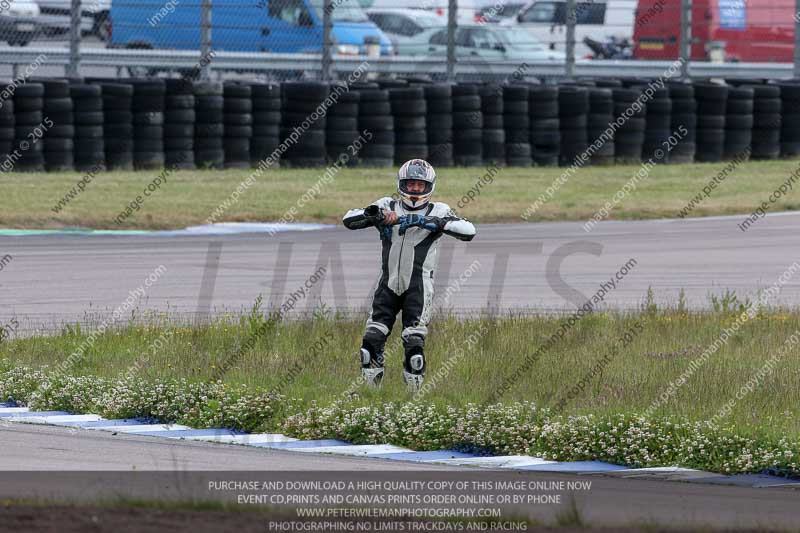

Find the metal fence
[[1, 0, 800, 81]]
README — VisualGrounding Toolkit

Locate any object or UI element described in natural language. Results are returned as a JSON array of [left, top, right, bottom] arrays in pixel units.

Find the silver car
[[0, 0, 40, 46], [366, 8, 446, 51], [397, 24, 565, 61]]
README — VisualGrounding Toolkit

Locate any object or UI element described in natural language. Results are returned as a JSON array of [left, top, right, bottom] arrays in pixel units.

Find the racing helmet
[[397, 159, 435, 210]]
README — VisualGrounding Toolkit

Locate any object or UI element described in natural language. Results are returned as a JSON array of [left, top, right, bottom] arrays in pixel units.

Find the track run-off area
[[1, 212, 799, 332]]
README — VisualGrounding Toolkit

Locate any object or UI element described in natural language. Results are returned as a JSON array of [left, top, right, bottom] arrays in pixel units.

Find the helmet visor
[[399, 178, 434, 197]]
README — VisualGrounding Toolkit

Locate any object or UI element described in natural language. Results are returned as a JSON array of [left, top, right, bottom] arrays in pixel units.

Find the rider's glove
[[419, 216, 445, 232], [397, 214, 420, 235], [398, 215, 445, 235]]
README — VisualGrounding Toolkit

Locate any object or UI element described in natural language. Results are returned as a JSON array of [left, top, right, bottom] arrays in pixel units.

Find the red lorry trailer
[[633, 0, 795, 62]]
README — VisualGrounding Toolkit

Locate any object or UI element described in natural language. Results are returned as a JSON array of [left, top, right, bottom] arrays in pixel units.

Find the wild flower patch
[[2, 360, 798, 477], [283, 400, 800, 476], [0, 361, 290, 433]]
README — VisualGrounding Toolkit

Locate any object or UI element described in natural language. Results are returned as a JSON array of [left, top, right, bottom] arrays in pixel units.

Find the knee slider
[[362, 328, 387, 367], [403, 334, 425, 374]]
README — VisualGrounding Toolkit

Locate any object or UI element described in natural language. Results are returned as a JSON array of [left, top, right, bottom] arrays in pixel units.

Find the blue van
[[109, 0, 393, 56]]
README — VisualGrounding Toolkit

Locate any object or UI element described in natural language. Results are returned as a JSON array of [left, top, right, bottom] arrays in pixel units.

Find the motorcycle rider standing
[[342, 159, 477, 391]]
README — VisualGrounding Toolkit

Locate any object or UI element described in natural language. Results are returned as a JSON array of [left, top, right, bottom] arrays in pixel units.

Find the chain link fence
[[0, 1, 799, 81]]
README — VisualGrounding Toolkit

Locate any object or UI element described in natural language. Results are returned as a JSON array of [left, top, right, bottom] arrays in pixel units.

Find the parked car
[[0, 0, 40, 46], [398, 24, 565, 61], [366, 0, 484, 22], [110, 0, 393, 56], [475, 2, 527, 23], [366, 8, 445, 49], [500, 0, 636, 58], [37, 0, 112, 41], [633, 0, 794, 62]]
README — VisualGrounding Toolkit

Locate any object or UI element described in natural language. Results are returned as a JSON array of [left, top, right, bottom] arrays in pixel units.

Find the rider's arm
[[435, 204, 476, 241], [441, 215, 476, 241], [342, 197, 392, 230], [397, 204, 476, 241]]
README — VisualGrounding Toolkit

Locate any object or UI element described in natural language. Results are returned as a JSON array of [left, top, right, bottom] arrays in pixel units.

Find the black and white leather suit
[[343, 196, 476, 381]]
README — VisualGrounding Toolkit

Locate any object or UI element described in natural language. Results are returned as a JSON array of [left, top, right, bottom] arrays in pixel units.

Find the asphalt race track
[[1, 213, 799, 332], [3, 423, 800, 529]]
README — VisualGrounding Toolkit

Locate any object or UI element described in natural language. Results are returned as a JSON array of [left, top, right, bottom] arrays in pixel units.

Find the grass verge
[[2, 304, 800, 476], [2, 159, 800, 229]]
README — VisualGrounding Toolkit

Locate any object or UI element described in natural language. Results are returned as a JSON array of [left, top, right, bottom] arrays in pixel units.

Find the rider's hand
[[419, 216, 445, 232], [382, 210, 398, 225]]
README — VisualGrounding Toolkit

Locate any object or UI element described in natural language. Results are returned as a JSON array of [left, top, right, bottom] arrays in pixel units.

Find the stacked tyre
[[612, 87, 645, 164], [358, 89, 394, 167], [424, 83, 453, 167], [101, 83, 134, 170], [194, 82, 224, 169], [667, 82, 696, 164], [131, 79, 166, 170], [694, 82, 727, 163], [351, 82, 379, 92], [641, 85, 671, 163], [377, 79, 408, 90], [595, 79, 623, 89], [723, 86, 753, 161], [559, 86, 589, 166], [281, 82, 328, 167], [778, 82, 800, 157], [70, 84, 105, 172], [0, 97, 12, 167], [250, 83, 281, 167], [479, 84, 505, 165], [163, 79, 195, 170], [13, 83, 45, 171], [749, 84, 780, 160], [42, 79, 74, 172], [223, 82, 252, 169], [390, 87, 427, 164], [503, 85, 530, 166], [586, 87, 614, 165], [529, 85, 559, 166], [325, 86, 360, 165], [453, 84, 482, 166]]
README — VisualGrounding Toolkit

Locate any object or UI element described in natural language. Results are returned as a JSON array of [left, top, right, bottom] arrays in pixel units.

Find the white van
[[500, 0, 635, 58], [37, 0, 112, 41], [361, 0, 483, 22]]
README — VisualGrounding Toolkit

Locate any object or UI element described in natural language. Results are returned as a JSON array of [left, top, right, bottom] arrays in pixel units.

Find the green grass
[[3, 305, 800, 439], [3, 159, 800, 229]]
